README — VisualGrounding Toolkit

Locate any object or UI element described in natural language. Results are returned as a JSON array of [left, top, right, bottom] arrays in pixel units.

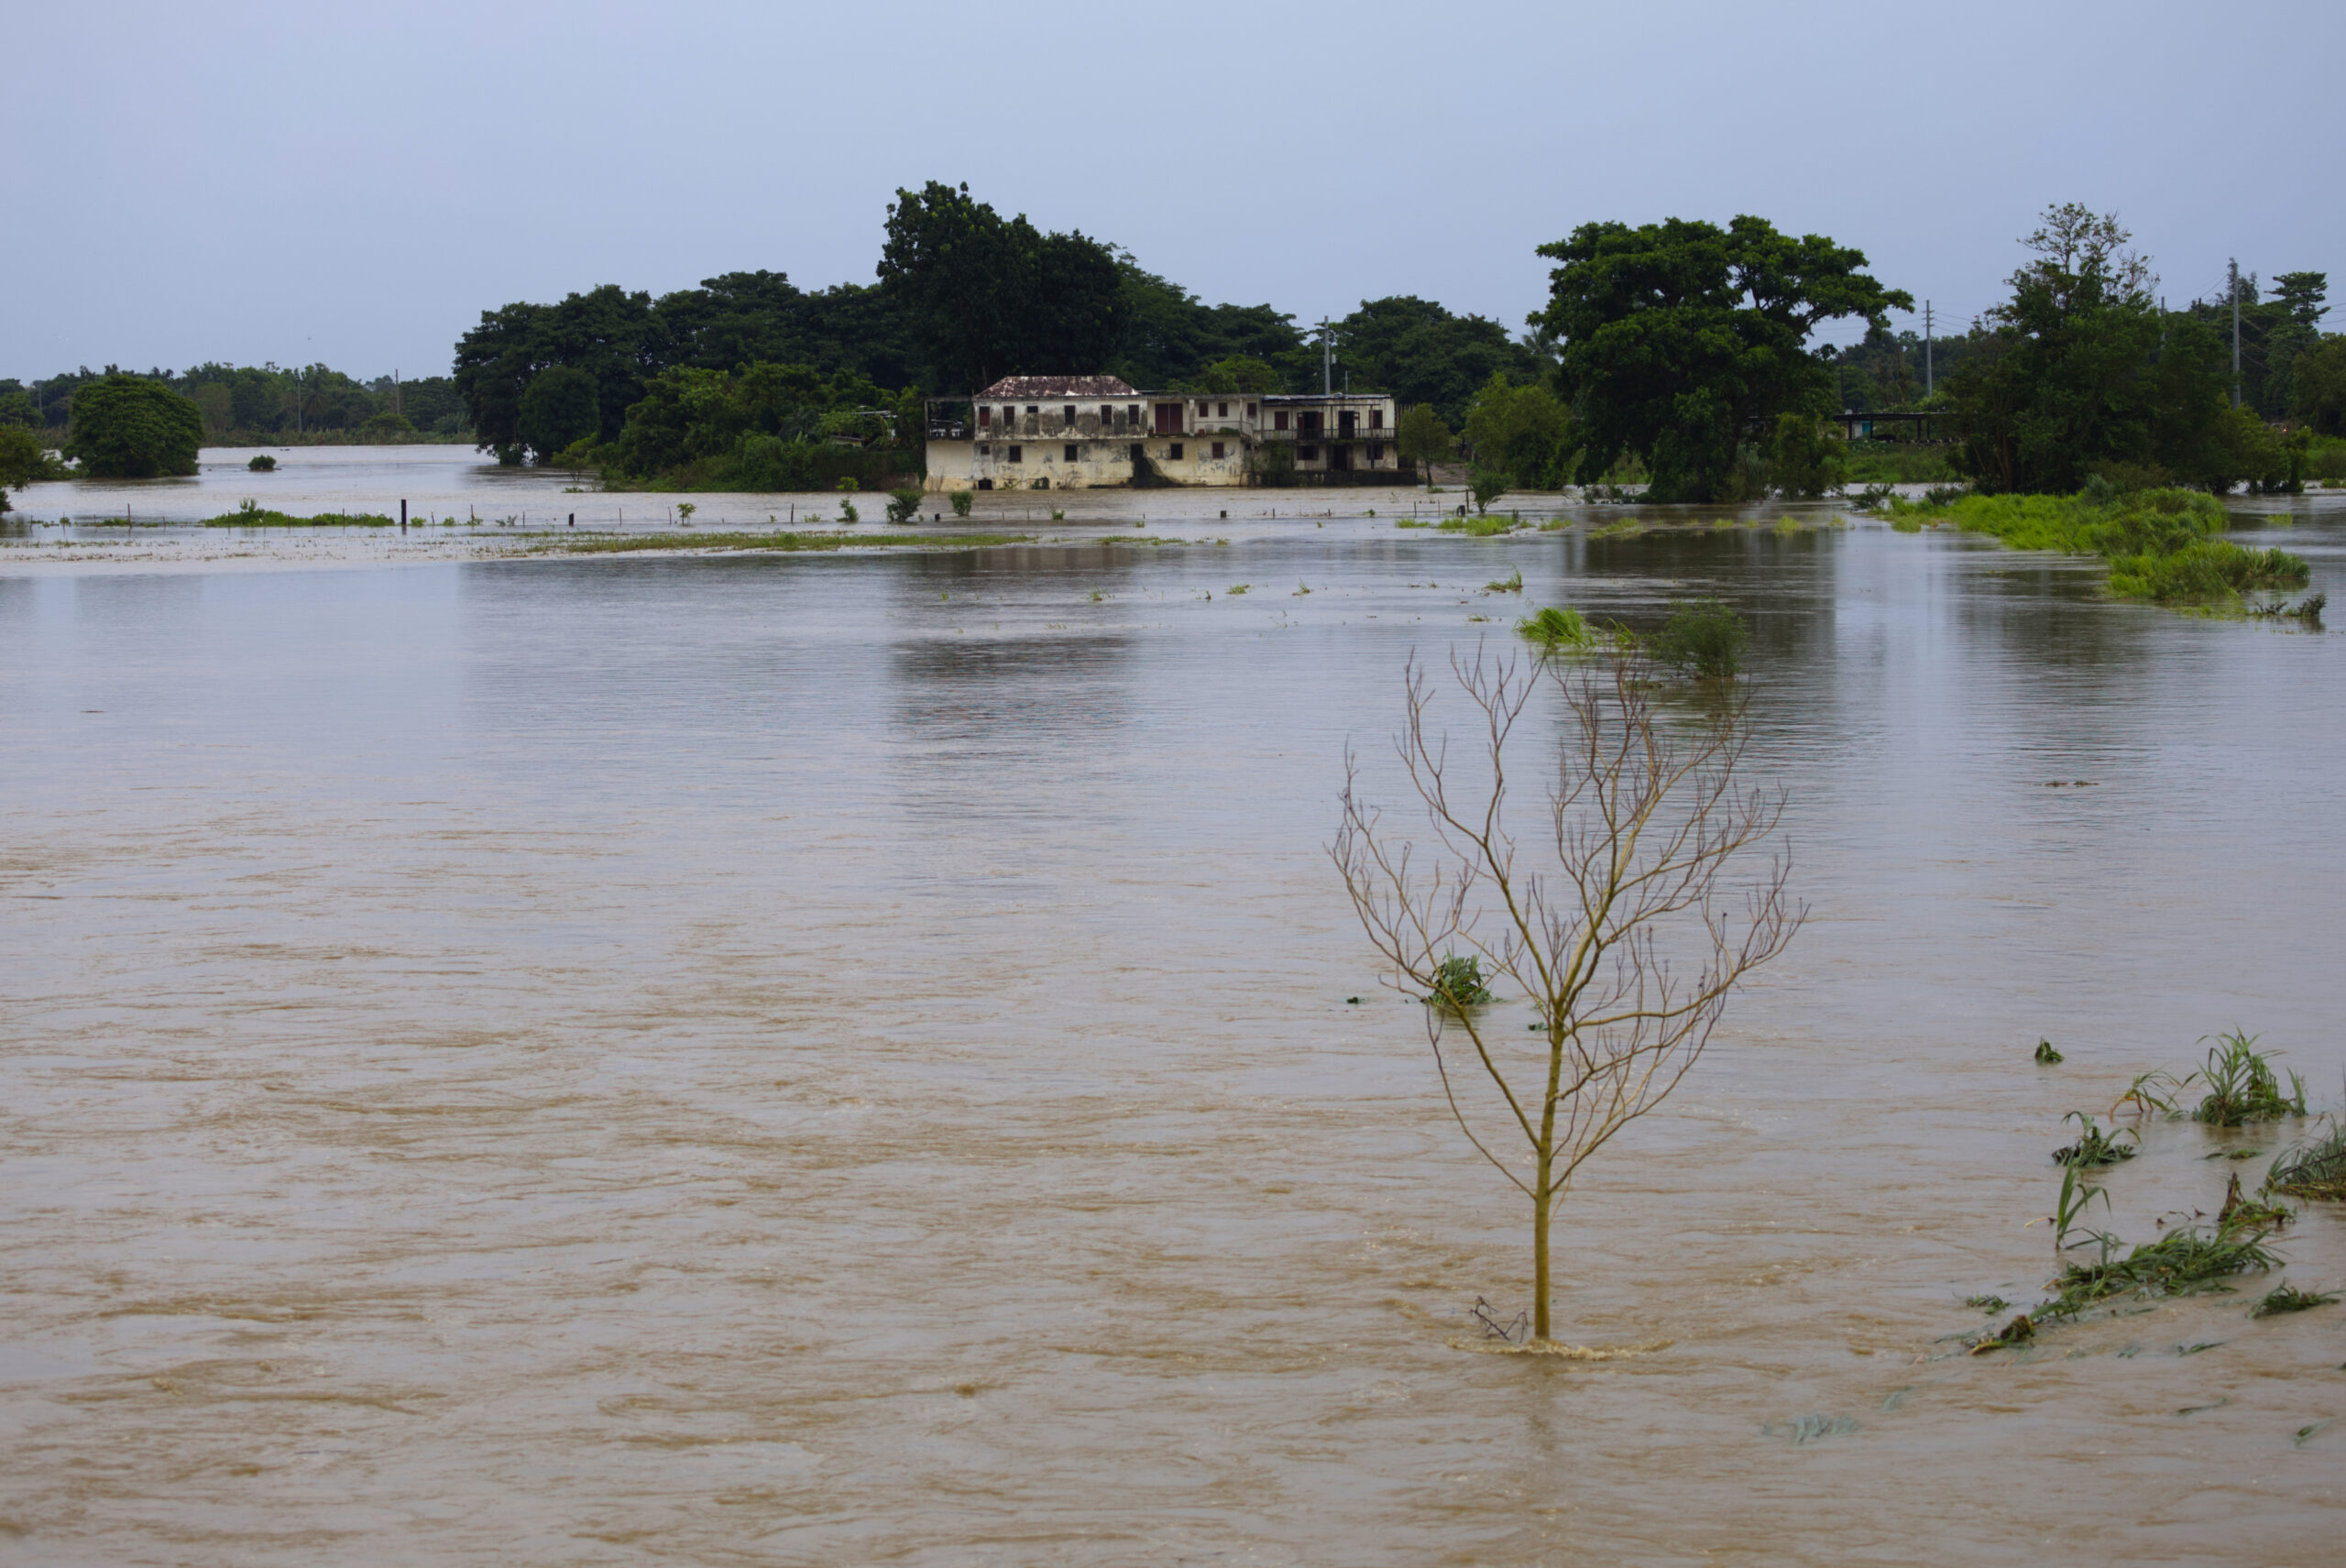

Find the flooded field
[[5, 448, 2345, 1563]]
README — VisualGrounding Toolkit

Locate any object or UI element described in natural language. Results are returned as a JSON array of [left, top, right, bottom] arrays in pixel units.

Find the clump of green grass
[[203, 499, 393, 528], [1225, 584, 1250, 596], [1965, 1293, 2009, 1313], [1887, 487, 2310, 606], [1425, 953, 1493, 1011], [2265, 1121, 2346, 1201], [2193, 1030, 2306, 1125], [1647, 598, 1749, 679], [1486, 567, 1523, 593], [1395, 518, 1434, 529], [2252, 1282, 2339, 1317], [2038, 1222, 2285, 1323], [1438, 514, 1518, 537], [2034, 1039, 2064, 1064], [247, 454, 275, 471], [1516, 605, 1596, 652], [2051, 1112, 2137, 1168]]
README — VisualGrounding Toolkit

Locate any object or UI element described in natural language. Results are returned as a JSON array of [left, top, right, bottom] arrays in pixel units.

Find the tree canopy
[[1334, 297, 1539, 430], [63, 375, 203, 477], [1538, 215, 1911, 500]]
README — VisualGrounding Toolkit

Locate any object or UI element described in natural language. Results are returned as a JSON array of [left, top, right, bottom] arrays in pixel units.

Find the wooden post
[[400, 499, 407, 533]]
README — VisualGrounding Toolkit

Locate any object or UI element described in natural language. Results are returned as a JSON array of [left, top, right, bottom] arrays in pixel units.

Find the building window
[[1064, 444, 1079, 463], [1169, 442, 1185, 460], [1128, 404, 1141, 424], [1370, 409, 1384, 429], [1101, 405, 1114, 422], [1009, 445, 1022, 462], [1211, 441, 1225, 459], [1274, 411, 1289, 431], [979, 406, 992, 427], [1026, 406, 1038, 416], [978, 443, 991, 455], [1367, 443, 1384, 461], [1299, 444, 1318, 461], [1064, 405, 1076, 427], [1245, 402, 1257, 419], [1217, 401, 1229, 417], [1196, 400, 1208, 415]]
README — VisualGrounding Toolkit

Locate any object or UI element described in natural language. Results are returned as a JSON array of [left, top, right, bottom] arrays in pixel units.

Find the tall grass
[[2193, 1030, 2307, 1125], [2266, 1122, 2346, 1200]]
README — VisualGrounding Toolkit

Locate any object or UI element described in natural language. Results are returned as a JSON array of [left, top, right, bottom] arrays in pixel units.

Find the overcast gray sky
[[7, 0, 2340, 382]]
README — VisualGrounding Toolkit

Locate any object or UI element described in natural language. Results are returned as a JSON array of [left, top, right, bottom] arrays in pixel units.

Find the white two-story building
[[924, 376, 1403, 490]]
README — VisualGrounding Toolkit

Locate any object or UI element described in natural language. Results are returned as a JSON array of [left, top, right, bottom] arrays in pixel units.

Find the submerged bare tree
[[1332, 648, 1802, 1343]]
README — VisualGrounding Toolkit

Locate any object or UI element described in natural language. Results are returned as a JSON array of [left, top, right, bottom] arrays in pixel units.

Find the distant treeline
[[0, 365, 469, 443], [453, 180, 1543, 471]]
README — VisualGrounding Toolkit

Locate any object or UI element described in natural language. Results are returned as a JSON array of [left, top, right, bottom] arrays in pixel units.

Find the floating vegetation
[[1970, 1312, 2035, 1354], [1486, 567, 1523, 593], [2051, 1112, 2138, 1168], [1424, 953, 1493, 1011], [1965, 1293, 2010, 1313], [2034, 1039, 2064, 1064], [2296, 1420, 2335, 1447], [2217, 1171, 2293, 1230], [1226, 584, 1250, 596], [2246, 589, 2326, 625], [2266, 1121, 2346, 1201], [2251, 1282, 2338, 1318], [2192, 1030, 2306, 1125], [2113, 1068, 2187, 1119]]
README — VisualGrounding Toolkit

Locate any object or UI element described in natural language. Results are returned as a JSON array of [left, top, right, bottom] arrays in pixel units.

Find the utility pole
[[2230, 258, 2242, 408], [1315, 319, 1335, 396], [1924, 301, 1934, 398]]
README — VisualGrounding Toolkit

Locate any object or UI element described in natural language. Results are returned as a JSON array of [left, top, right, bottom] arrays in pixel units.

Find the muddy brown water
[[5, 454, 2345, 1563]]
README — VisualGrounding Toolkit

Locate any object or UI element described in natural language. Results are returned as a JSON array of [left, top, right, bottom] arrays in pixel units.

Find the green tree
[[63, 375, 203, 477], [517, 366, 602, 461], [0, 425, 54, 510], [1395, 402, 1454, 483], [2293, 334, 2346, 435], [1538, 216, 1910, 501], [454, 284, 657, 462], [1945, 205, 2233, 493], [1765, 413, 1846, 499], [0, 389, 39, 427], [1462, 373, 1573, 489], [1197, 356, 1282, 393], [1337, 297, 1537, 429]]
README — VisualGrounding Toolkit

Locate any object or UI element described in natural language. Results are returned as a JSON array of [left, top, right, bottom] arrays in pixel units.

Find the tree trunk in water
[[1531, 1181, 1553, 1342]]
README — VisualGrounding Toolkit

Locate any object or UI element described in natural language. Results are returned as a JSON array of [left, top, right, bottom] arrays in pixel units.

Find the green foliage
[[247, 453, 275, 471], [1516, 605, 1596, 651], [1647, 598, 1749, 678], [201, 499, 394, 527], [1333, 296, 1540, 428], [556, 529, 1032, 556], [885, 487, 925, 523], [517, 365, 602, 464], [2294, 335, 2346, 436], [948, 489, 973, 518], [1538, 214, 1910, 501], [1395, 402, 1454, 478], [1463, 373, 1572, 489], [2051, 1112, 2137, 1167], [2265, 1122, 2346, 1201], [0, 425, 57, 510], [2035, 1038, 2064, 1064], [62, 375, 203, 477], [1896, 487, 2310, 605], [0, 389, 39, 427], [1194, 355, 1282, 393], [838, 497, 859, 524], [2037, 1221, 2283, 1323], [2252, 1282, 2339, 1317], [1468, 467, 1507, 514], [1765, 413, 1847, 499], [595, 361, 915, 491], [2192, 1030, 2306, 1126], [1425, 953, 1494, 1011], [1838, 444, 1957, 484]]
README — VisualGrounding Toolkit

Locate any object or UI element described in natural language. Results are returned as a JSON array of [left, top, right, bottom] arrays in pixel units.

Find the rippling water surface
[[5, 493, 2344, 1564]]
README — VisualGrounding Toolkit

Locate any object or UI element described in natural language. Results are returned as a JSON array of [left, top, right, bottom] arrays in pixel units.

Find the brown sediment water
[[3, 467, 2344, 1563]]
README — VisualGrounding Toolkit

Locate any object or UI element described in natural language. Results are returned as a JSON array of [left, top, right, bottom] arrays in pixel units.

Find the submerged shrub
[[1647, 598, 1749, 678], [247, 453, 276, 471], [1425, 953, 1493, 1011], [1517, 605, 1595, 651], [949, 489, 973, 519], [885, 488, 924, 524]]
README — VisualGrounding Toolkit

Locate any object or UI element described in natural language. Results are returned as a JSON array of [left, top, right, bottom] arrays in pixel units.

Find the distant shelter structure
[[923, 376, 1405, 490]]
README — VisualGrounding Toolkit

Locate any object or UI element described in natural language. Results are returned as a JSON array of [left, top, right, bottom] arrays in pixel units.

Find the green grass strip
[[550, 530, 1035, 555], [1887, 488, 2309, 605], [203, 506, 396, 527]]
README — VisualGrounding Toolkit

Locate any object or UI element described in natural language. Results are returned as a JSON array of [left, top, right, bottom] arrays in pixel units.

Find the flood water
[[5, 454, 2346, 1564]]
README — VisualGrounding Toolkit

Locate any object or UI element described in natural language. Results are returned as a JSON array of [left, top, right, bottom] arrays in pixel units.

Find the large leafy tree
[[1461, 371, 1572, 488], [2294, 334, 2346, 435], [1538, 216, 1910, 500], [877, 181, 1128, 390], [63, 374, 204, 477], [1945, 204, 2234, 493], [453, 284, 657, 461], [0, 425, 56, 511]]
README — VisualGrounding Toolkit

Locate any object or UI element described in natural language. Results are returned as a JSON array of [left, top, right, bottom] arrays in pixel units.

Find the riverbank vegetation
[[201, 501, 397, 527], [2, 364, 467, 445], [1888, 486, 2309, 606]]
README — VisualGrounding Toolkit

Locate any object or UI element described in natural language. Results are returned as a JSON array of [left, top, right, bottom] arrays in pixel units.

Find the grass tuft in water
[[2265, 1120, 2346, 1201], [203, 499, 394, 528], [1486, 568, 1524, 593], [2251, 1282, 2338, 1317], [2034, 1038, 2064, 1064], [2038, 1222, 2285, 1323], [1516, 605, 1596, 651], [2192, 1030, 2306, 1125], [2051, 1112, 2138, 1168]]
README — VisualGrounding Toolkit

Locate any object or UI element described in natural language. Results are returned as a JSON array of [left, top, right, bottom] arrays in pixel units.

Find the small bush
[[885, 488, 924, 524], [2194, 1030, 2306, 1125], [1648, 598, 1749, 679], [1469, 467, 1507, 514], [1516, 605, 1595, 652], [949, 489, 973, 519], [247, 453, 276, 472], [1426, 953, 1494, 1011], [838, 498, 860, 523]]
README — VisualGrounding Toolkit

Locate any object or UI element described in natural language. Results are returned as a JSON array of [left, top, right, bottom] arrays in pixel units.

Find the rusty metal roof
[[978, 376, 1139, 398]]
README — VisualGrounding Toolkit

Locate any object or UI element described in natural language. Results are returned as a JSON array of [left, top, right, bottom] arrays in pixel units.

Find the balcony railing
[[1260, 423, 1388, 442]]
